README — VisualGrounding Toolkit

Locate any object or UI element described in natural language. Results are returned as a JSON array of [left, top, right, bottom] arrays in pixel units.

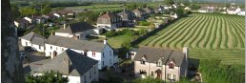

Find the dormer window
[[157, 60, 162, 67], [140, 59, 145, 65], [169, 63, 174, 69]]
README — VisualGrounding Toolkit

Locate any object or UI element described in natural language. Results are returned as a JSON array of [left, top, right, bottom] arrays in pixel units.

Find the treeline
[[199, 59, 245, 83]]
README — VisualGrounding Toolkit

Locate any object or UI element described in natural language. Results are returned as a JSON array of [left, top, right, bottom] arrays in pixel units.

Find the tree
[[164, 0, 174, 5], [11, 5, 21, 20], [126, 3, 137, 10], [19, 6, 37, 17], [25, 71, 68, 83], [77, 11, 100, 24], [104, 30, 117, 37], [139, 28, 147, 36], [175, 7, 184, 17], [41, 4, 52, 14]]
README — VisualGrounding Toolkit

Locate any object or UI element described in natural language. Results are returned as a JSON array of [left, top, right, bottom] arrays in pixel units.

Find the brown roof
[[97, 12, 121, 24], [133, 46, 185, 66]]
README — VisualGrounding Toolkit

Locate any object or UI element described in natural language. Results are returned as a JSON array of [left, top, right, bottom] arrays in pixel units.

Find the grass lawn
[[189, 48, 245, 65], [107, 34, 135, 48]]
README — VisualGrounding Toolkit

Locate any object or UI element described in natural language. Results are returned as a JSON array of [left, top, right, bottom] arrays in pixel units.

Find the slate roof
[[46, 35, 106, 52], [56, 22, 95, 34], [21, 32, 45, 46], [133, 46, 185, 66], [117, 9, 135, 20], [132, 8, 146, 17], [32, 49, 98, 76], [143, 7, 155, 14], [15, 18, 29, 24]]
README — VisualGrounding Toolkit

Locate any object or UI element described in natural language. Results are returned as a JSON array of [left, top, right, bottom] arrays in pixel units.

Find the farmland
[[140, 13, 245, 65]]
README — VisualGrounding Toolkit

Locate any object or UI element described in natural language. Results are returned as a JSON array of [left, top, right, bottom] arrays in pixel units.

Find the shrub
[[138, 21, 151, 26], [104, 30, 117, 37]]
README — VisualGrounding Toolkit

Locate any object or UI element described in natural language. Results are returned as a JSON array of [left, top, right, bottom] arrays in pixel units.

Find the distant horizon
[[10, 0, 245, 4]]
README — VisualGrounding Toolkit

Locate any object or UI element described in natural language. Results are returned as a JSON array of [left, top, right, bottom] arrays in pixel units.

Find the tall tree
[[41, 4, 52, 14], [2, 0, 24, 83], [11, 5, 20, 20], [164, 0, 174, 5]]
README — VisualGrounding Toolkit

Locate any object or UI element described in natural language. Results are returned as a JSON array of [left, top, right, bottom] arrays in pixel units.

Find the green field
[[140, 13, 245, 65]]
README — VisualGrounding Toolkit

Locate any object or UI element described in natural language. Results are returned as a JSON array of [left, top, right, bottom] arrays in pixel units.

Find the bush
[[138, 21, 151, 26], [104, 30, 117, 37], [25, 70, 68, 83]]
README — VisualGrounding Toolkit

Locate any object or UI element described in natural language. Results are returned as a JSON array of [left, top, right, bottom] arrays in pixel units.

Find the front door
[[156, 69, 162, 79], [53, 51, 57, 57]]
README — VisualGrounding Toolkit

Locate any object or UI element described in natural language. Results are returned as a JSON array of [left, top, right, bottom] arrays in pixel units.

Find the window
[[157, 60, 162, 67], [39, 45, 41, 49], [167, 73, 171, 79], [140, 59, 145, 64], [26, 42, 28, 46], [62, 48, 64, 51], [102, 61, 104, 66], [94, 66, 96, 74], [92, 52, 95, 57], [169, 63, 174, 69], [50, 46, 52, 49], [102, 52, 104, 58]]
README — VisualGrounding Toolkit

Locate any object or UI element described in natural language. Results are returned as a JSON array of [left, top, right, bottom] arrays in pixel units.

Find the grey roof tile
[[133, 46, 185, 66], [46, 35, 106, 52], [32, 49, 98, 76], [57, 22, 95, 34]]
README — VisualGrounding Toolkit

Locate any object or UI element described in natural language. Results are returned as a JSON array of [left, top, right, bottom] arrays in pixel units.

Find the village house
[[96, 12, 122, 30], [25, 49, 99, 83], [45, 35, 118, 70], [132, 8, 148, 20], [154, 5, 165, 14], [117, 9, 136, 27], [198, 6, 216, 13], [55, 22, 98, 39], [50, 10, 75, 19], [20, 32, 45, 52], [227, 6, 241, 15], [143, 7, 155, 15], [23, 15, 47, 24], [184, 6, 191, 11], [133, 46, 188, 82], [14, 18, 30, 28]]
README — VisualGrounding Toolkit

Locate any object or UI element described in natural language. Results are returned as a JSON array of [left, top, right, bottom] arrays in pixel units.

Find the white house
[[14, 18, 29, 28], [184, 6, 191, 11], [45, 35, 118, 70], [25, 49, 99, 83], [96, 12, 122, 30], [24, 17, 33, 24], [133, 46, 188, 82], [237, 11, 245, 16], [20, 32, 45, 52], [227, 7, 241, 14], [55, 22, 98, 39]]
